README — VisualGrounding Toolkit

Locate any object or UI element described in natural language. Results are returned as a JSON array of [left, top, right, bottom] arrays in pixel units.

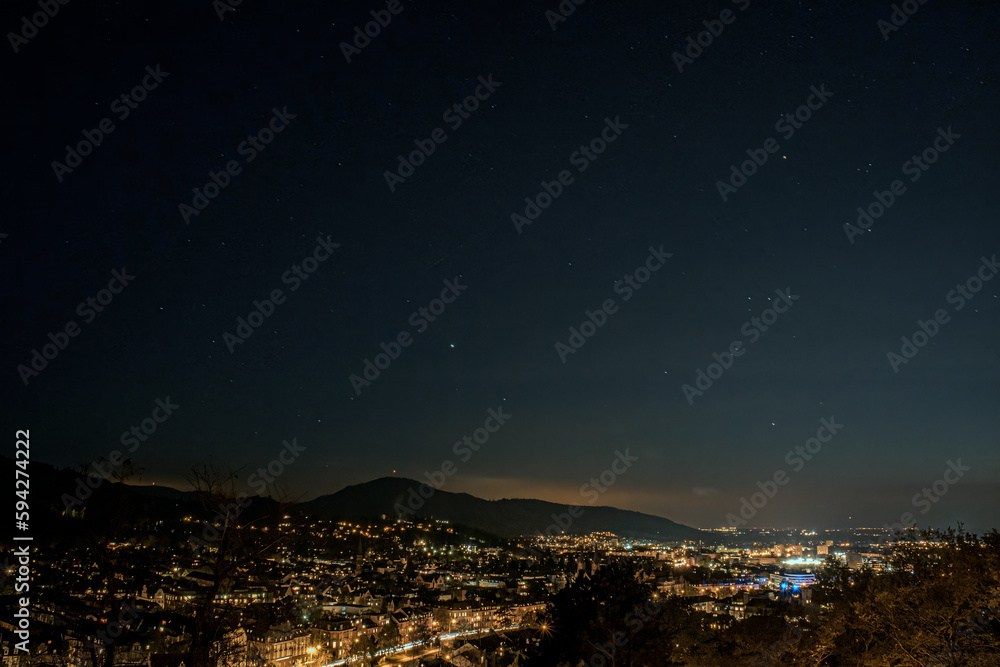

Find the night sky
[[4, 0, 998, 533]]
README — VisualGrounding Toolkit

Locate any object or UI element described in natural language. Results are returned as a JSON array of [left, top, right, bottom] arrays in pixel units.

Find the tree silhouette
[[530, 561, 656, 666], [794, 526, 1000, 666], [184, 461, 295, 667]]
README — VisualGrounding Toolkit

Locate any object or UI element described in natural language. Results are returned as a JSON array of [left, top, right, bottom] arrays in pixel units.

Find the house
[[250, 624, 312, 667], [310, 617, 379, 661]]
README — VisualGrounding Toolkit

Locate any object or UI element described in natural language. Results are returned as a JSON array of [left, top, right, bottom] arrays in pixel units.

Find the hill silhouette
[[301, 476, 705, 541], [0, 457, 704, 543]]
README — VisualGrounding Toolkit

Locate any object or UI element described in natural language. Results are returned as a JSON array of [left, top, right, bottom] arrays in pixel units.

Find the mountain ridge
[[301, 475, 705, 541], [0, 456, 704, 542]]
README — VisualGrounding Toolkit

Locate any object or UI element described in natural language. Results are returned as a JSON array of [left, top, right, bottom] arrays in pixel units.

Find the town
[[0, 503, 913, 667]]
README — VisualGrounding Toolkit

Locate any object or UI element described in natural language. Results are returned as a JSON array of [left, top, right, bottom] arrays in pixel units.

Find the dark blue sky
[[4, 0, 998, 532]]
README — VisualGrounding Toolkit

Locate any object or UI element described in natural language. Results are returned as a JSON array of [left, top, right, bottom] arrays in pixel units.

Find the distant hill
[[127, 484, 191, 501], [0, 456, 704, 543], [301, 477, 705, 542]]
